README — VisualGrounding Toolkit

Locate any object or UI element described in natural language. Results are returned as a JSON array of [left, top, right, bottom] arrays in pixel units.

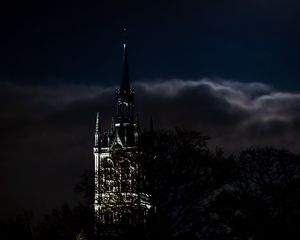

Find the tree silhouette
[[35, 204, 93, 240], [4, 130, 300, 240], [210, 147, 300, 240], [138, 128, 234, 239]]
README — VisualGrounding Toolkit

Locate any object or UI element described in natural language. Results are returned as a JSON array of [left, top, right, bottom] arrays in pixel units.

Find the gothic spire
[[120, 42, 130, 97], [114, 30, 135, 144]]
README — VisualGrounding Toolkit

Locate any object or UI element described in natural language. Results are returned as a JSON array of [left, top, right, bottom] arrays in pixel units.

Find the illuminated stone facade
[[93, 44, 151, 230]]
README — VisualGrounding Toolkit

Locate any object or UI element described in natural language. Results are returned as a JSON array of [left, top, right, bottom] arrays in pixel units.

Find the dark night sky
[[1, 0, 300, 221]]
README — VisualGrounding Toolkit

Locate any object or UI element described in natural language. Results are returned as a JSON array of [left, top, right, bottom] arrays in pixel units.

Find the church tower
[[93, 43, 151, 233]]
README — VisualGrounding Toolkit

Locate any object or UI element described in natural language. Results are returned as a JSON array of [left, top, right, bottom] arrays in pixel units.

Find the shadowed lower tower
[[93, 43, 151, 235]]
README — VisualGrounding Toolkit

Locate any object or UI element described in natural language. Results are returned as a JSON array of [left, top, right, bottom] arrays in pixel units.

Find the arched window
[[121, 160, 131, 179], [121, 160, 131, 192], [103, 158, 114, 168], [121, 180, 131, 193], [102, 158, 114, 191]]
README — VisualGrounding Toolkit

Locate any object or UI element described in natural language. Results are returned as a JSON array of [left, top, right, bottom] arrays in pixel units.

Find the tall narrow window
[[121, 160, 131, 192], [103, 158, 114, 192]]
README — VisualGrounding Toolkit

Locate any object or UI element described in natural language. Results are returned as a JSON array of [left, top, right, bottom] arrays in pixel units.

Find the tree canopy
[[2, 129, 300, 240]]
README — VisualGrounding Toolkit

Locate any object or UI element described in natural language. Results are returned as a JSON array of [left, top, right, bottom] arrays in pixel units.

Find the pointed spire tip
[[122, 26, 128, 46]]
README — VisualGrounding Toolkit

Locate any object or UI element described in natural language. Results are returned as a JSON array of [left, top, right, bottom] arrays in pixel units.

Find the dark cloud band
[[1, 79, 300, 221]]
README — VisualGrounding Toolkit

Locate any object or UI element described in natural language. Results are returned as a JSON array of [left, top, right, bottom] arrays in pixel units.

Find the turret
[[94, 112, 101, 148]]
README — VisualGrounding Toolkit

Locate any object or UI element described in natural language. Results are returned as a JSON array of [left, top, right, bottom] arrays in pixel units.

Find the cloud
[[134, 79, 300, 151], [1, 78, 300, 220]]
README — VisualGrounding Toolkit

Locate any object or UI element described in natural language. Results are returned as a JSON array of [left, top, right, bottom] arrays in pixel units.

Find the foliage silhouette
[[139, 128, 234, 239], [210, 147, 300, 240], [2, 130, 300, 240]]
